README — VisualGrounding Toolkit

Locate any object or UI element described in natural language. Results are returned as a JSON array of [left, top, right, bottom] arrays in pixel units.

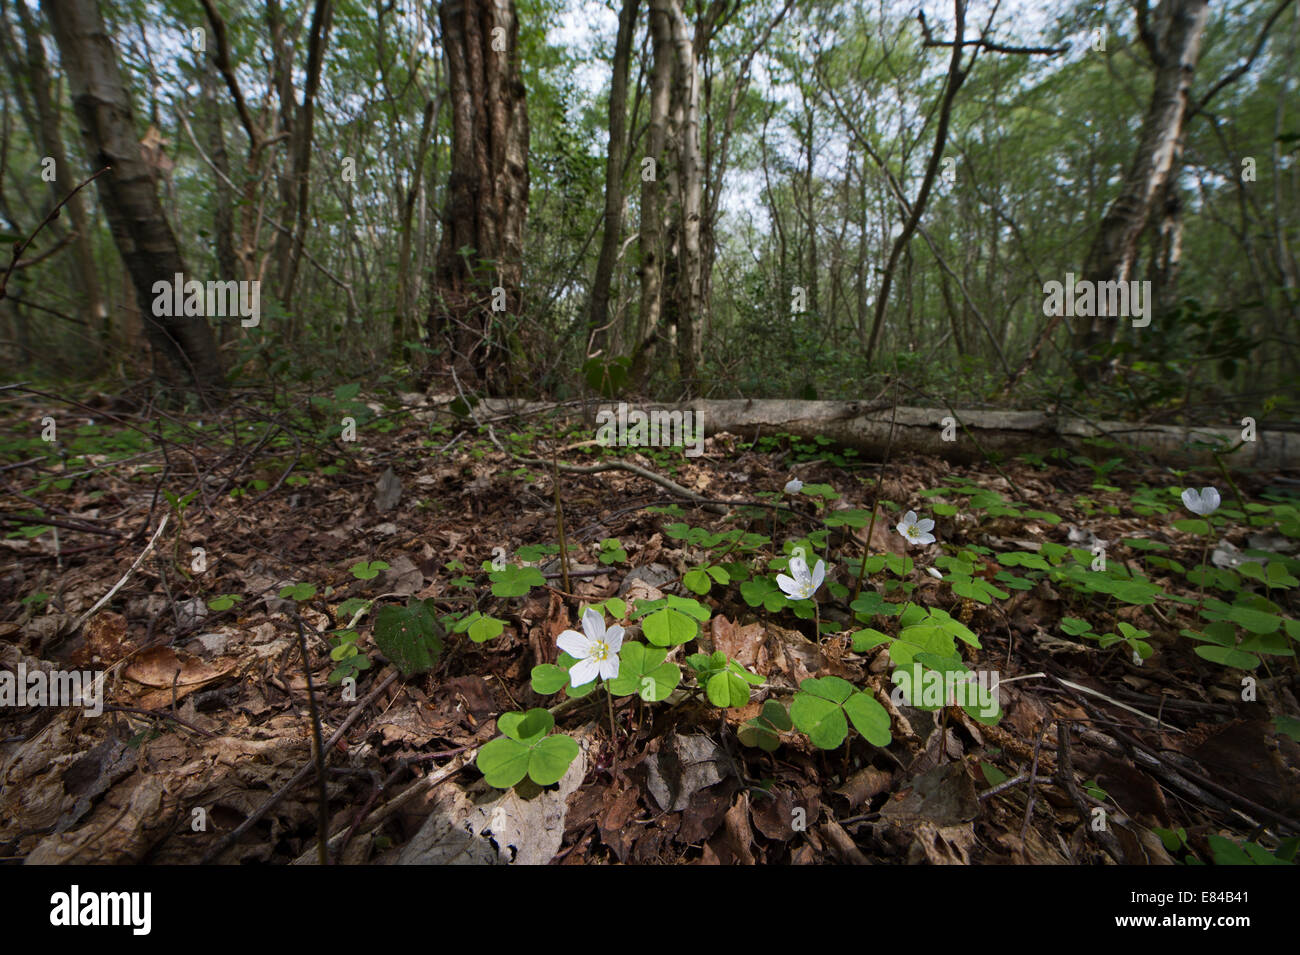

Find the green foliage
[[489, 564, 546, 597], [789, 676, 891, 750], [476, 709, 579, 789], [328, 630, 372, 684], [738, 700, 793, 751], [686, 651, 763, 708], [350, 560, 389, 580], [372, 599, 444, 677]]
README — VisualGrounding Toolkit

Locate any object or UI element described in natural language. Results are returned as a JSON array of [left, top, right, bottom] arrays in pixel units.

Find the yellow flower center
[[589, 640, 609, 661]]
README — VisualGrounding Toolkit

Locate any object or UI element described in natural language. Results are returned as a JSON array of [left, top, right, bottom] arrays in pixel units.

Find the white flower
[[1181, 487, 1221, 516], [926, 566, 943, 579], [776, 553, 825, 600], [897, 510, 936, 546], [556, 607, 624, 687], [784, 479, 803, 494]]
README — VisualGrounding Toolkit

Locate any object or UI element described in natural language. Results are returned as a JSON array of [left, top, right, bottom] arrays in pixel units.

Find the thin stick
[[295, 613, 330, 866], [0, 166, 111, 302], [71, 514, 169, 633], [552, 450, 571, 594]]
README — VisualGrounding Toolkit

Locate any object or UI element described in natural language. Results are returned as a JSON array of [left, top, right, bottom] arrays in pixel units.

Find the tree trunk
[[1073, 0, 1210, 360], [427, 0, 529, 391], [282, 0, 333, 309], [200, 68, 240, 348], [586, 0, 638, 356], [42, 0, 224, 398], [394, 95, 437, 357], [10, 0, 106, 340], [665, 0, 703, 393], [632, 0, 674, 389]]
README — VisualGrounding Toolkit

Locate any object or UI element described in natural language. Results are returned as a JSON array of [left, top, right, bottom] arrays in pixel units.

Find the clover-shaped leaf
[[641, 607, 697, 647], [791, 676, 892, 750], [350, 560, 389, 581], [607, 642, 681, 701], [279, 582, 317, 602], [489, 564, 546, 597], [454, 611, 507, 643], [531, 662, 570, 695], [738, 700, 793, 752], [536, 651, 598, 698], [476, 708, 580, 789]]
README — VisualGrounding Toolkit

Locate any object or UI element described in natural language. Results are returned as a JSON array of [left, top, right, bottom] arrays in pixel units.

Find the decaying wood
[[469, 398, 1299, 468]]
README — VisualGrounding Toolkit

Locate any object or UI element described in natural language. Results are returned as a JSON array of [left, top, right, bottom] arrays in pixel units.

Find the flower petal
[[811, 560, 826, 591], [1181, 488, 1199, 512], [582, 607, 606, 641], [604, 624, 625, 653], [1202, 487, 1220, 513], [789, 554, 809, 580], [775, 574, 798, 598], [915, 531, 936, 546], [556, 629, 590, 659], [784, 479, 803, 494], [917, 518, 935, 533], [569, 656, 601, 687], [903, 510, 918, 526], [598, 654, 620, 681]]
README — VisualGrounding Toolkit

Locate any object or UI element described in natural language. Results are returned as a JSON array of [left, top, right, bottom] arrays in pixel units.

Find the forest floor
[[1, 388, 1298, 865]]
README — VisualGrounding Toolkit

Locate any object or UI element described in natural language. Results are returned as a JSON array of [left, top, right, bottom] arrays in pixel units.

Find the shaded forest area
[[1, 0, 1299, 869]]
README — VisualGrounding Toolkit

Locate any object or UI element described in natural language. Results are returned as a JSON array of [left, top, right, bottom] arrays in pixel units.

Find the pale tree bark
[[586, 0, 638, 357], [1072, 0, 1210, 359], [665, 0, 703, 393], [42, 0, 224, 397], [427, 0, 529, 390]]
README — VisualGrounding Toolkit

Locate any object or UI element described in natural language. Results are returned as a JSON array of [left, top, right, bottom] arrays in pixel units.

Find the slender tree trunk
[[587, 0, 639, 356], [394, 95, 437, 356], [42, 0, 224, 398], [665, 0, 702, 393], [12, 0, 105, 339], [200, 68, 239, 349], [282, 0, 333, 308]]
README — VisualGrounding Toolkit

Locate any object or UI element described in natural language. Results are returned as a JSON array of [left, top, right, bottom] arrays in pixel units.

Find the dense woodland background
[[0, 0, 1296, 417]]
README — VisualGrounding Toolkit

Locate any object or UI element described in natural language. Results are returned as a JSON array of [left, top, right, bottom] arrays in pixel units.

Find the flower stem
[[1195, 537, 1210, 618], [605, 683, 619, 778]]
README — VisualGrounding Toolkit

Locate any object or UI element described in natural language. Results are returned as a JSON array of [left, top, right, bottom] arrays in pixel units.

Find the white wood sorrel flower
[[556, 607, 624, 687], [897, 510, 936, 546], [777, 553, 825, 600], [784, 479, 803, 494], [1181, 487, 1221, 516]]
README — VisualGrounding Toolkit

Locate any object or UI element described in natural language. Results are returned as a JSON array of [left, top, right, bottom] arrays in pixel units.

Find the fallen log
[[464, 397, 1299, 469]]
